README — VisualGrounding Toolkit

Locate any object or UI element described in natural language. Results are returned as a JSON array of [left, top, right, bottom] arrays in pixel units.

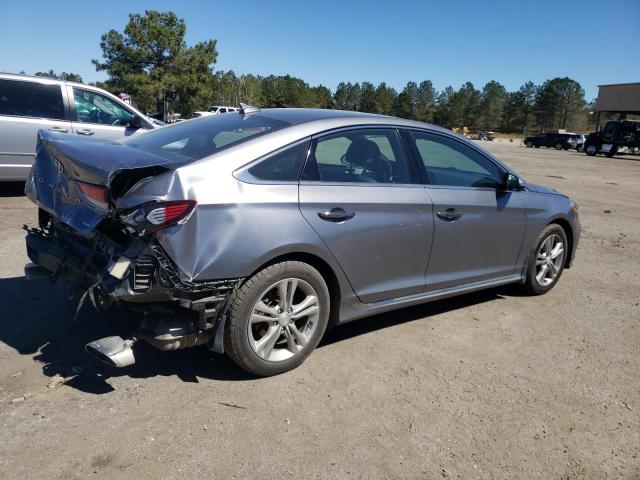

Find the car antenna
[[239, 103, 260, 115]]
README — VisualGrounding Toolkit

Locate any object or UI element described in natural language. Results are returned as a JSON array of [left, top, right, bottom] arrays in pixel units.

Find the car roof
[[251, 108, 450, 133]]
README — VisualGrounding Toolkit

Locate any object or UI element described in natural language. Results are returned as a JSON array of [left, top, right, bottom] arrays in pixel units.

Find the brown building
[[595, 82, 640, 129]]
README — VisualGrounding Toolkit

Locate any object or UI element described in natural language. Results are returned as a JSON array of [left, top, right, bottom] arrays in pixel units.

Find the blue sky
[[1, 0, 638, 100]]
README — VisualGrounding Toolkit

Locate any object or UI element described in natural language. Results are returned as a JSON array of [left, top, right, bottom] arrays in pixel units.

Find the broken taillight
[[124, 200, 197, 234], [76, 180, 108, 210]]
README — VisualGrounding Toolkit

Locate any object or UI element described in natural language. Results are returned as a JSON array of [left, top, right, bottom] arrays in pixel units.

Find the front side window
[[125, 113, 290, 163], [304, 128, 411, 184], [410, 131, 502, 188], [247, 141, 310, 181], [73, 88, 134, 126], [0, 79, 64, 120]]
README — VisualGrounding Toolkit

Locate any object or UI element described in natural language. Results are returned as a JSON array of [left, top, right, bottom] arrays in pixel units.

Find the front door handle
[[317, 208, 356, 222], [76, 129, 94, 136], [49, 126, 68, 133], [436, 208, 463, 221]]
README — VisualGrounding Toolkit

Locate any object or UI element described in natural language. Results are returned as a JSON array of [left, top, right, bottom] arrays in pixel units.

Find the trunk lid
[[25, 130, 174, 234]]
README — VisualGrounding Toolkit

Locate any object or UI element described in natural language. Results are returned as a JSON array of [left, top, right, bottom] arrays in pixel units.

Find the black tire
[[534, 145, 540, 148], [521, 224, 568, 296], [554, 143, 563, 150], [585, 144, 597, 156], [224, 261, 330, 376], [526, 141, 533, 148], [605, 146, 618, 158]]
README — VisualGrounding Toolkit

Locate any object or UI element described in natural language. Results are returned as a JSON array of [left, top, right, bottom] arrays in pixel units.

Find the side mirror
[[502, 172, 523, 191], [128, 115, 143, 129]]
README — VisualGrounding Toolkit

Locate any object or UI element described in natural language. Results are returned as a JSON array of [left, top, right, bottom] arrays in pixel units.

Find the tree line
[[35, 10, 596, 133]]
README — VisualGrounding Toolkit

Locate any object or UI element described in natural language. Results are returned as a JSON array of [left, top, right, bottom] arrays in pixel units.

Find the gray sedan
[[23, 107, 580, 376]]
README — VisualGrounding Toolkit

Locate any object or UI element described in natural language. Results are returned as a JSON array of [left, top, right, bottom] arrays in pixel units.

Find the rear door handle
[[436, 208, 463, 221], [49, 126, 68, 133], [76, 129, 94, 136], [317, 208, 356, 222]]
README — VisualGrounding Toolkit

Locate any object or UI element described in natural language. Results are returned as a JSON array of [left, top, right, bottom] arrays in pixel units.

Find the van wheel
[[585, 144, 597, 156], [224, 261, 330, 376], [526, 141, 533, 148], [554, 143, 563, 150], [521, 224, 568, 295]]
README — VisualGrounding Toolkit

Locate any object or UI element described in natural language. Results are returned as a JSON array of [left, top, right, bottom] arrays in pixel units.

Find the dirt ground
[[0, 143, 638, 479]]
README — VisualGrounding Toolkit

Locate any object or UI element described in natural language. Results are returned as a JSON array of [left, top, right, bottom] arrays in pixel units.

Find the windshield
[[125, 113, 290, 163]]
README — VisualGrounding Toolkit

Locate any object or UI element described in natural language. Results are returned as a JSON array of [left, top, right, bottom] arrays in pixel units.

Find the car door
[[0, 78, 71, 180], [407, 130, 526, 291], [69, 86, 143, 140], [298, 127, 433, 303]]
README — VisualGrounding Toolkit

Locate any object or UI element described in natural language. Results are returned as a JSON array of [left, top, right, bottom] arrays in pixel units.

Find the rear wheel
[[585, 144, 597, 156], [224, 261, 330, 376], [526, 141, 534, 148], [554, 142, 563, 150], [605, 146, 618, 158], [521, 224, 568, 295]]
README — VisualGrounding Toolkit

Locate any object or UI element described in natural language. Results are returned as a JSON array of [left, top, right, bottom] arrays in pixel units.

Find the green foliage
[[533, 77, 585, 131], [92, 10, 217, 117], [34, 70, 83, 83]]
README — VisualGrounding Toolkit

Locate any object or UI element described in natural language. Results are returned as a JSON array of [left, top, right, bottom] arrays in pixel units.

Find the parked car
[[583, 120, 640, 157], [0, 73, 159, 181], [524, 132, 578, 150], [190, 111, 215, 119], [24, 107, 580, 376], [572, 134, 586, 152], [209, 105, 239, 114], [478, 130, 495, 141]]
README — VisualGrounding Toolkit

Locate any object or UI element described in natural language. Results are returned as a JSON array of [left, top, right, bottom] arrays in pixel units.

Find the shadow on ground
[[0, 182, 26, 197], [0, 275, 509, 394]]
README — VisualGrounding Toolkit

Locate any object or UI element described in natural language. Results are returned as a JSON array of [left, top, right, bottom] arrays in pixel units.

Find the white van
[[0, 73, 159, 181]]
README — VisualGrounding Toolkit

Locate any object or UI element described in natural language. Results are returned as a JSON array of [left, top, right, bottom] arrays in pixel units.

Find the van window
[[0, 79, 64, 120], [73, 88, 134, 126]]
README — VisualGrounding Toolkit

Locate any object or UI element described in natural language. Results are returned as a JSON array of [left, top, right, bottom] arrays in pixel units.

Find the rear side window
[[410, 131, 502, 188], [248, 141, 310, 181], [0, 79, 64, 120], [125, 113, 290, 163], [304, 128, 412, 184]]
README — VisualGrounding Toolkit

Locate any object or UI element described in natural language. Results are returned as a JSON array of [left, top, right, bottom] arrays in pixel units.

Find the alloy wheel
[[535, 234, 565, 287], [247, 278, 320, 362]]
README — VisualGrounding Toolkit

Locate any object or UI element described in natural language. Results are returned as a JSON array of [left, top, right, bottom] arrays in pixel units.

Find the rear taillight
[[124, 200, 196, 234], [76, 180, 108, 210]]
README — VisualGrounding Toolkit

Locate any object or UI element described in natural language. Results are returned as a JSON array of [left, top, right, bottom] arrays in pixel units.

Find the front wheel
[[521, 224, 568, 295], [554, 142, 563, 150], [224, 261, 330, 376], [585, 144, 597, 156], [526, 141, 534, 148]]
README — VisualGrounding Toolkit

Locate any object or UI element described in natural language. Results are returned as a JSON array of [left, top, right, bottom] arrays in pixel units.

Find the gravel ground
[[0, 142, 638, 479]]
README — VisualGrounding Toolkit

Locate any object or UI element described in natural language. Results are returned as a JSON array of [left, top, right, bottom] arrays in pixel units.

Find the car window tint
[[0, 79, 64, 120], [73, 88, 134, 126], [248, 141, 310, 181], [410, 131, 502, 188], [125, 113, 290, 163], [311, 129, 411, 184]]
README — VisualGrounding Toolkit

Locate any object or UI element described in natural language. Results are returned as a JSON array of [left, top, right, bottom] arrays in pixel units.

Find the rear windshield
[[125, 114, 290, 163]]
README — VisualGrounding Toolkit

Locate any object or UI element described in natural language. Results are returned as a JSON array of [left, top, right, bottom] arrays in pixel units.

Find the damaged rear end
[[24, 130, 240, 366]]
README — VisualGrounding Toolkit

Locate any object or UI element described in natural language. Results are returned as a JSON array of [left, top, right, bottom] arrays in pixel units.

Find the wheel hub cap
[[247, 278, 321, 362], [535, 233, 565, 287], [277, 312, 292, 326]]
